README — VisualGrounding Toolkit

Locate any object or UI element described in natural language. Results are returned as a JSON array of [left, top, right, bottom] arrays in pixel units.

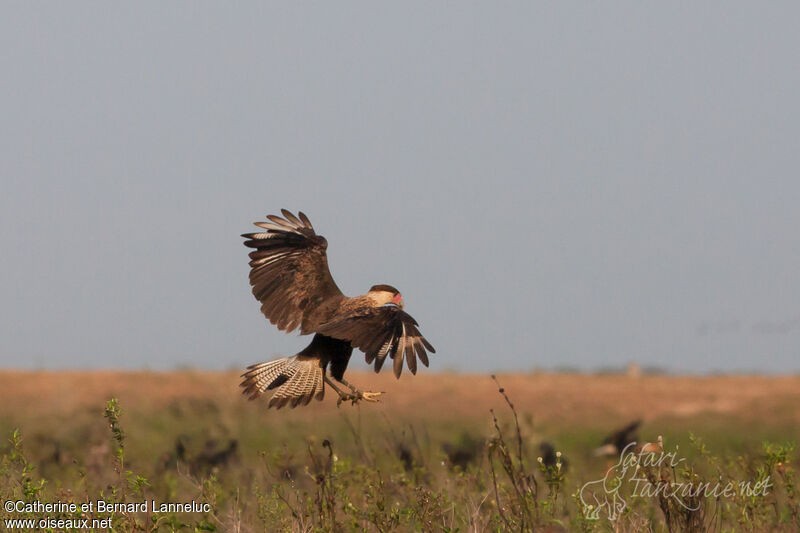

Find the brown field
[[1, 370, 799, 531], [2, 370, 799, 426]]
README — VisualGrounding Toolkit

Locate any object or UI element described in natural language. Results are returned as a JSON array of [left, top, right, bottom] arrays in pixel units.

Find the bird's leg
[[323, 374, 382, 406], [335, 376, 359, 393], [323, 374, 353, 405], [334, 376, 384, 404]]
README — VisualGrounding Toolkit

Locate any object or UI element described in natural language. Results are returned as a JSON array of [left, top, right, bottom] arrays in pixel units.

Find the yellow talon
[[360, 391, 384, 403], [335, 390, 385, 406]]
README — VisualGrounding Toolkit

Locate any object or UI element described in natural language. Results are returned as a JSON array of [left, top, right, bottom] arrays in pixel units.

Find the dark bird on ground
[[239, 209, 435, 408], [396, 443, 415, 472], [442, 433, 484, 470], [165, 437, 239, 474], [194, 439, 239, 472], [175, 437, 186, 461], [539, 442, 568, 473], [593, 420, 642, 457]]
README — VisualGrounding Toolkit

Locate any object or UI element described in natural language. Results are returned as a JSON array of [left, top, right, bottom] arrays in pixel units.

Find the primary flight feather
[[240, 209, 435, 409]]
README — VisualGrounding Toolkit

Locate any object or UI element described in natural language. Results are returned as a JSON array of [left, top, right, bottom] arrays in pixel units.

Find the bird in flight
[[239, 209, 435, 409]]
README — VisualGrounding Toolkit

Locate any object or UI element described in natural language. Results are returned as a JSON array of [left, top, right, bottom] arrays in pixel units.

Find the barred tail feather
[[239, 358, 291, 400], [240, 355, 324, 409]]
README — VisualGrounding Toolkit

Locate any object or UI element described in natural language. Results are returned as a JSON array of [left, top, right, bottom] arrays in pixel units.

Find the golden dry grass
[[2, 370, 799, 424]]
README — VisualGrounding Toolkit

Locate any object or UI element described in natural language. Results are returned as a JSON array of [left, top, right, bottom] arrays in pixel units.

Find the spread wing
[[319, 305, 435, 378], [243, 209, 344, 333]]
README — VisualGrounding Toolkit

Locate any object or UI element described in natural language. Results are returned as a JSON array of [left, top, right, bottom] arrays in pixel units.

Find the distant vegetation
[[0, 372, 798, 532]]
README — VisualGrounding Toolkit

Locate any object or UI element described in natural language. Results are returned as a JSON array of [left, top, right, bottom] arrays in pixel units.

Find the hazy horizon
[[2, 3, 799, 374]]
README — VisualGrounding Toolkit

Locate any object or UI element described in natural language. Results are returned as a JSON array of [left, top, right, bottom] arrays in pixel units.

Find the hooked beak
[[392, 293, 404, 308]]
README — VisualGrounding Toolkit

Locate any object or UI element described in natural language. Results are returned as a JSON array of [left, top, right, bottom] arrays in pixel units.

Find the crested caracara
[[239, 209, 435, 408], [593, 420, 642, 457]]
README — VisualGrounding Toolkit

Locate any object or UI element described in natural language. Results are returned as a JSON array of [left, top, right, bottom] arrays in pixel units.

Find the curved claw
[[336, 394, 351, 407]]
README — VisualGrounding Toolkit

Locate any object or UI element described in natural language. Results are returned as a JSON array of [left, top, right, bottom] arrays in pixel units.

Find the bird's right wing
[[318, 304, 435, 378], [242, 209, 344, 333]]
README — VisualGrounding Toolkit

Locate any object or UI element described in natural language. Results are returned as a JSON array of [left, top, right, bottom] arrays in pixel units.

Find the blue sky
[[1, 3, 798, 373]]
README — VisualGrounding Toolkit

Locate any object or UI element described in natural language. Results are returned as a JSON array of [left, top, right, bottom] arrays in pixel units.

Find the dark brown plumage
[[442, 433, 484, 470], [240, 209, 435, 408], [539, 442, 568, 473], [594, 420, 642, 457]]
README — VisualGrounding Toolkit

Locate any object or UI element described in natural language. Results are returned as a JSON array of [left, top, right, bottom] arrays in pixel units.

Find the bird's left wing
[[318, 305, 435, 378], [243, 209, 344, 333]]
